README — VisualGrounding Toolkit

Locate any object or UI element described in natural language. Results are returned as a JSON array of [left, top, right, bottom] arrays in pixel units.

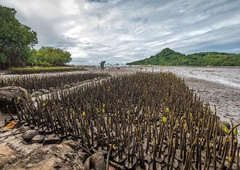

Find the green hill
[[127, 48, 240, 66]]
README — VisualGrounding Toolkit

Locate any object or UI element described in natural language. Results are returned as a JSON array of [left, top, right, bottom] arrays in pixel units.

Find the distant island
[[126, 48, 240, 66]]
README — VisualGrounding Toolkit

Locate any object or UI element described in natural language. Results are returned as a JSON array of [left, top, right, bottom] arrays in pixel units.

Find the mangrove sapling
[[227, 121, 240, 169], [171, 128, 179, 169], [237, 146, 240, 170], [15, 98, 28, 122], [113, 143, 127, 164], [125, 134, 137, 169], [138, 140, 145, 169], [14, 72, 237, 169], [220, 136, 230, 169], [166, 131, 173, 169], [152, 137, 157, 170]]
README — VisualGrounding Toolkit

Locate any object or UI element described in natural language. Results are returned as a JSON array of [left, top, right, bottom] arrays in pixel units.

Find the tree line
[[0, 5, 72, 70], [127, 48, 240, 66]]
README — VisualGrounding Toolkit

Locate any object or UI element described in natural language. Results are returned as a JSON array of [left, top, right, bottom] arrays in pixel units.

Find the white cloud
[[1, 0, 240, 65]]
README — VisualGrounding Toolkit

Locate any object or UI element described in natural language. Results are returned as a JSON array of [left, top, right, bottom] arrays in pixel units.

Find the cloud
[[1, 0, 240, 65], [86, 0, 109, 3]]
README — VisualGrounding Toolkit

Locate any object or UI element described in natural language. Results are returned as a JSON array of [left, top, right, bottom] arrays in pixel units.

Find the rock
[[18, 125, 31, 133], [62, 139, 81, 150], [90, 152, 106, 170], [32, 135, 45, 143], [43, 134, 61, 145], [0, 86, 28, 114], [84, 156, 91, 170], [62, 141, 89, 162], [22, 129, 39, 142], [3, 142, 85, 170], [83, 151, 106, 170], [78, 151, 89, 163], [38, 126, 47, 134], [0, 145, 17, 169]]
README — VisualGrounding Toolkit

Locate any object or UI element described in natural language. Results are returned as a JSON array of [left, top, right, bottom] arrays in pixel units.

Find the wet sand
[[184, 77, 240, 121]]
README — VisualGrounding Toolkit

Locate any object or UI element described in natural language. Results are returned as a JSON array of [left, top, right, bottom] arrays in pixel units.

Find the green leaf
[[234, 128, 238, 135], [209, 142, 213, 148], [189, 113, 193, 120], [222, 124, 229, 134], [162, 116, 167, 123], [165, 108, 170, 113]]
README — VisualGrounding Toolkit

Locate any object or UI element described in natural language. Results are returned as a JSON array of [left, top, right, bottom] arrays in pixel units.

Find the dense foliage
[[33, 46, 72, 67], [127, 48, 240, 66], [186, 52, 240, 66], [0, 5, 38, 69], [0, 6, 72, 69]]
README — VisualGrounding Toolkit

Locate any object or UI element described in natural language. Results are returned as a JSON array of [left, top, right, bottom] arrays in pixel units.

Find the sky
[[1, 0, 240, 65]]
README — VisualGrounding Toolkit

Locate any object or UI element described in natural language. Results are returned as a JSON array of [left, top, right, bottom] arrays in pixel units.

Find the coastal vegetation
[[0, 72, 109, 93], [127, 48, 240, 66], [8, 66, 84, 74], [13, 72, 239, 169], [0, 5, 71, 70]]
